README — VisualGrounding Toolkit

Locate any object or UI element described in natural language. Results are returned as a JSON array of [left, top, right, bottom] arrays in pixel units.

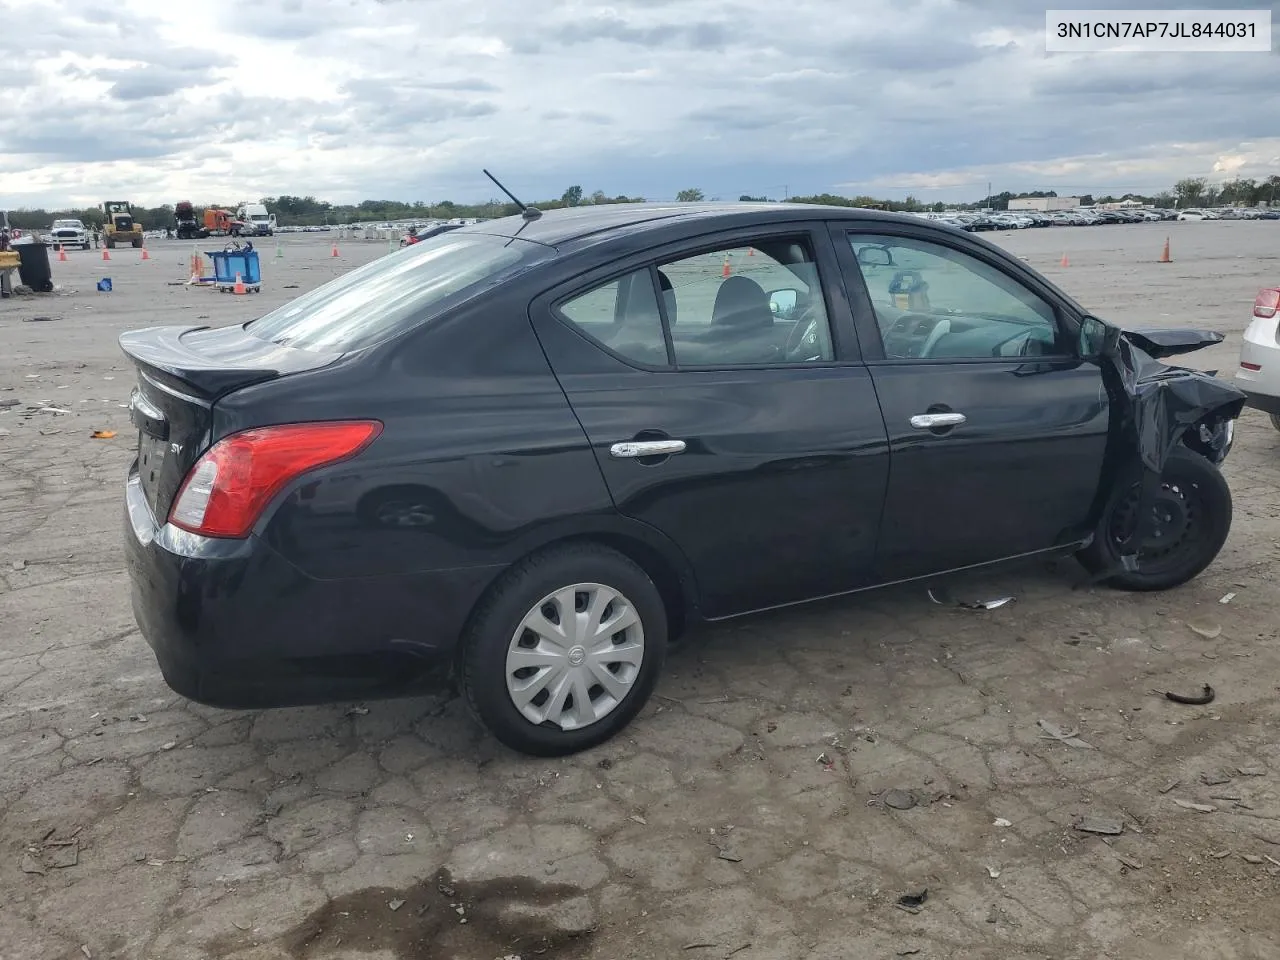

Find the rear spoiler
[[119, 325, 339, 400]]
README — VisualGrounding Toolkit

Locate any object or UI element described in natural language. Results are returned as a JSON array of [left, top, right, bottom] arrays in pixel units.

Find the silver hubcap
[[505, 583, 645, 731]]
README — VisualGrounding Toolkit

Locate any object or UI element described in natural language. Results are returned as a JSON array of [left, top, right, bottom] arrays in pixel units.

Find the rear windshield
[[246, 232, 550, 352]]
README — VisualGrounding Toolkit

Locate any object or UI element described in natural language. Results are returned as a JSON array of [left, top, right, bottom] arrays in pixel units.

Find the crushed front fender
[[1093, 323, 1245, 568]]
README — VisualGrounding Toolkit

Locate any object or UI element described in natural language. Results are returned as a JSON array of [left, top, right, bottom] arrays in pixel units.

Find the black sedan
[[120, 202, 1243, 756]]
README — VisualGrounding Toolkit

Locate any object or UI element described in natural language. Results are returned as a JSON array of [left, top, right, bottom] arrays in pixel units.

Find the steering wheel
[[783, 306, 823, 360]]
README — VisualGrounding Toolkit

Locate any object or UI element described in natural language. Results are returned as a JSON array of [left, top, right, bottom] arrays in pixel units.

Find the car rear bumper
[[124, 472, 503, 708], [1236, 312, 1280, 413]]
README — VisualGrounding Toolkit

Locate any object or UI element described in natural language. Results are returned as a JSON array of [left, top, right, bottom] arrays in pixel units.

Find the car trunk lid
[[119, 324, 341, 522]]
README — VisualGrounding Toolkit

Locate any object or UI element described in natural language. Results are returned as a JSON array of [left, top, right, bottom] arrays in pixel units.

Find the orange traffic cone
[[101, 247, 110, 261], [722, 254, 731, 278], [1158, 237, 1171, 263], [233, 272, 246, 295], [747, 247, 754, 256], [140, 244, 150, 261], [1059, 252, 1069, 267], [57, 246, 68, 262], [331, 243, 339, 258]]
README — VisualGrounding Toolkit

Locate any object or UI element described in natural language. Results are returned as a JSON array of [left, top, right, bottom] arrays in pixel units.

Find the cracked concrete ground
[[2, 224, 1280, 960]]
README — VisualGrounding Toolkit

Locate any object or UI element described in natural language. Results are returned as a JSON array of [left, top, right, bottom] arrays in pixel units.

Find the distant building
[[1008, 197, 1080, 211]]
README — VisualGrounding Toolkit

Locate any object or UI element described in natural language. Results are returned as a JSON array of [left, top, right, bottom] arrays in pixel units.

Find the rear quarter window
[[246, 233, 551, 352]]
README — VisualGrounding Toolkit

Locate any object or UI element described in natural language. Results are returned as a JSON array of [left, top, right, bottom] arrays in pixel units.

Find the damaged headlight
[[1198, 417, 1235, 463]]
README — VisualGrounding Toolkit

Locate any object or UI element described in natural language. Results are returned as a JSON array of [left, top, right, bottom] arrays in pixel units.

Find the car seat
[[711, 276, 774, 329]]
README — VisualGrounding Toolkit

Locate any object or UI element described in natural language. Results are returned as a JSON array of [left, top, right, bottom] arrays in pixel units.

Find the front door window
[[846, 235, 1064, 360]]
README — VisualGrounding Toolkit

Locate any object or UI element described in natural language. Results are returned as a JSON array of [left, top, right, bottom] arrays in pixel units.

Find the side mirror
[[769, 288, 798, 318], [1077, 314, 1117, 359], [856, 245, 894, 267]]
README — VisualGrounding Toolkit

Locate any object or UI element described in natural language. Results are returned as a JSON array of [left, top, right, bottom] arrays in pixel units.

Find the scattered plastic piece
[[1037, 719, 1094, 749], [896, 889, 928, 913], [928, 587, 1014, 610], [1172, 799, 1216, 813], [90, 430, 116, 439], [883, 789, 917, 811], [1165, 684, 1215, 706], [1075, 816, 1124, 836]]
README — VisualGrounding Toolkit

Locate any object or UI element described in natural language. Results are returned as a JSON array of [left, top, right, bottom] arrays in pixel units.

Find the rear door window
[[247, 233, 551, 352], [556, 269, 671, 367]]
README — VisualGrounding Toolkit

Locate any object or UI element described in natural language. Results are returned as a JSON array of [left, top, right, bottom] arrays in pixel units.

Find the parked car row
[[915, 207, 1279, 232], [274, 218, 484, 235]]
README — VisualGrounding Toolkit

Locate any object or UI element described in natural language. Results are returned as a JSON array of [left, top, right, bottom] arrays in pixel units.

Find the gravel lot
[[2, 221, 1279, 960]]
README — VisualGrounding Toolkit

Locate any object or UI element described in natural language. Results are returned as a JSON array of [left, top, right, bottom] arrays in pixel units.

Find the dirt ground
[[2, 221, 1280, 960]]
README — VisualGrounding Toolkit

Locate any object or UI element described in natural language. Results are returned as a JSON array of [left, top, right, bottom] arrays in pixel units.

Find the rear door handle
[[910, 412, 966, 429], [610, 440, 687, 458]]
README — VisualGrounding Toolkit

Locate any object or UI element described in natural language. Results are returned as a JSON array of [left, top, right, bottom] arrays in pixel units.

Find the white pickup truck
[[50, 219, 91, 250]]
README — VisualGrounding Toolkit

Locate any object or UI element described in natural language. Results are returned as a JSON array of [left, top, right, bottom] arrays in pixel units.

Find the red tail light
[[168, 421, 382, 538], [1255, 288, 1280, 319]]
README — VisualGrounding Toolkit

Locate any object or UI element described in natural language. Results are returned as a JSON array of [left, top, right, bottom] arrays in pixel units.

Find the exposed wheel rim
[[505, 582, 645, 731], [1109, 478, 1207, 575]]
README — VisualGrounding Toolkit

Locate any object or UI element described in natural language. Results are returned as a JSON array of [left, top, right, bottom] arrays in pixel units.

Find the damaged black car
[[120, 202, 1245, 756]]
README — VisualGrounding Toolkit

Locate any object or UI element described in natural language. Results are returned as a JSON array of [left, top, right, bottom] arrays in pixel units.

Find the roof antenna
[[483, 169, 542, 220]]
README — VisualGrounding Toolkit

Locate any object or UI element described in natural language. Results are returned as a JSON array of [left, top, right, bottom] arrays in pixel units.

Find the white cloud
[[0, 0, 1277, 208]]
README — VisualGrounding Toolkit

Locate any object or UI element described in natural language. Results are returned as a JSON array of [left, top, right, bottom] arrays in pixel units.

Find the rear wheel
[[460, 544, 667, 756], [1077, 446, 1231, 591]]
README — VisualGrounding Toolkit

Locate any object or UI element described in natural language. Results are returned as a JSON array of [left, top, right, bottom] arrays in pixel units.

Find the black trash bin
[[16, 242, 54, 293]]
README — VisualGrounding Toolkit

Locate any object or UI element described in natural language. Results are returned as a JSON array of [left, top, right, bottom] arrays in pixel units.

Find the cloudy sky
[[1, 0, 1277, 208]]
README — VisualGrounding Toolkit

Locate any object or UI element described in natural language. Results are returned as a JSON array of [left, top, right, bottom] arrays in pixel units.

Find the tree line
[[6, 176, 1277, 231]]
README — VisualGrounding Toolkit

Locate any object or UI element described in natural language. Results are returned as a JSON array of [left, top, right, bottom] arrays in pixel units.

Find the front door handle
[[910, 412, 966, 429], [610, 440, 687, 458]]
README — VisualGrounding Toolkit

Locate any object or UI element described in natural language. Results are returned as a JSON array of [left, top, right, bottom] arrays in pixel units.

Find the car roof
[[458, 201, 933, 247]]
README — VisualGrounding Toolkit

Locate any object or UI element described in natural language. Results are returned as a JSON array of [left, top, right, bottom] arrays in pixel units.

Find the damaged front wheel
[[1077, 446, 1232, 592]]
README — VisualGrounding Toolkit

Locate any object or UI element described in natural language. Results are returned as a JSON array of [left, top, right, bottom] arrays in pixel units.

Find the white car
[[50, 219, 90, 249], [1237, 287, 1280, 430]]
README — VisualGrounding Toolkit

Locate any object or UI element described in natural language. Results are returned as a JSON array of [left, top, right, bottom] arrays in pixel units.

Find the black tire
[[460, 543, 668, 756], [81, 243, 89, 251], [1077, 446, 1231, 591]]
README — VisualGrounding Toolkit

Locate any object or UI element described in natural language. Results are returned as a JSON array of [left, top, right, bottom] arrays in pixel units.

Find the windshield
[[246, 232, 550, 352], [53, 221, 81, 228]]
